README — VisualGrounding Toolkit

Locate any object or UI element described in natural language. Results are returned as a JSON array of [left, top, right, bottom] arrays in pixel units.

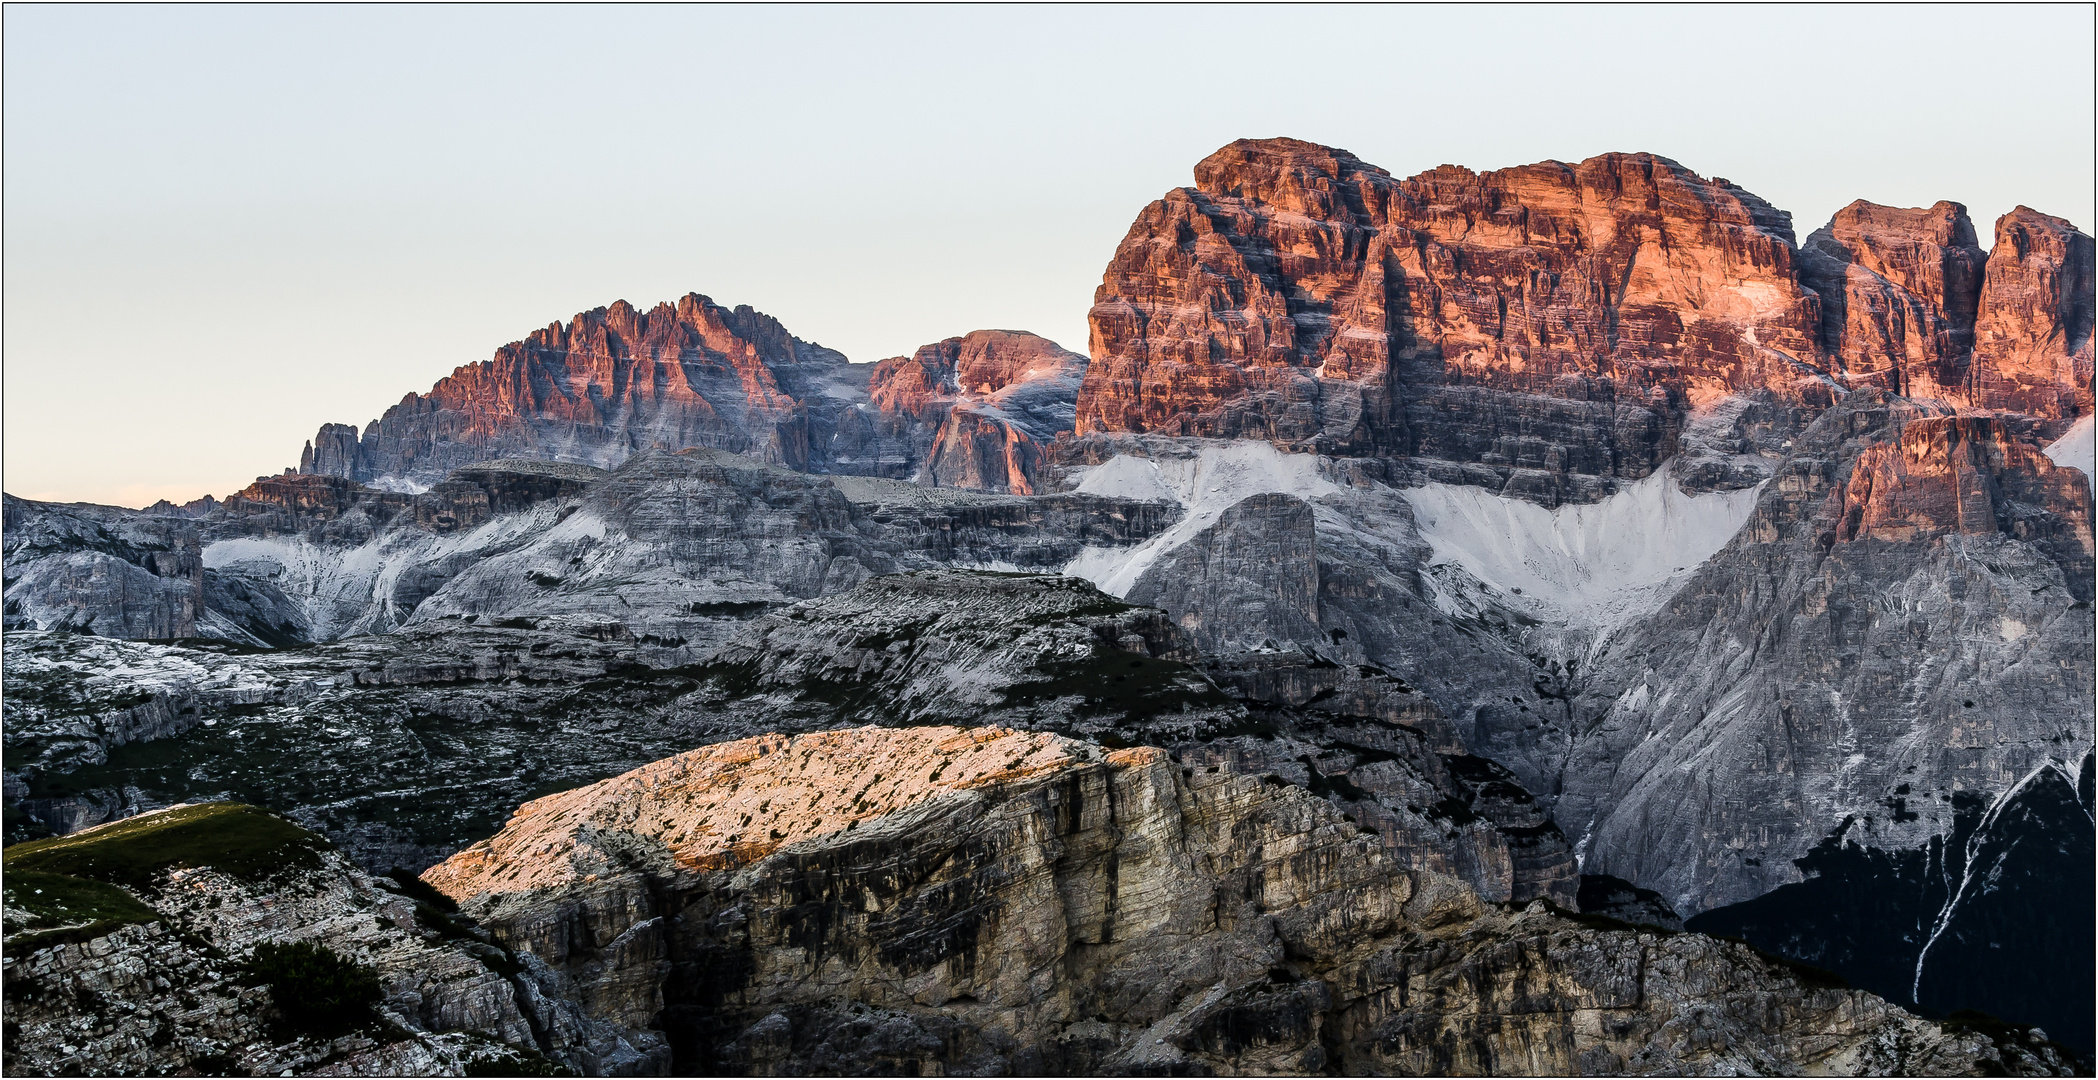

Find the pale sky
[[5, 4, 2092, 506]]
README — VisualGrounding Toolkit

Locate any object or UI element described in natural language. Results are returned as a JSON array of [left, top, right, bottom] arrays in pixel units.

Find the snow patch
[[1399, 471, 1761, 635], [365, 476, 431, 495], [1063, 443, 1336, 598], [1072, 456, 1178, 504], [2044, 415, 2094, 491]]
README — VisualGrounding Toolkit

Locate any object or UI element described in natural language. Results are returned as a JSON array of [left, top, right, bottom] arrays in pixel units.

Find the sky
[[5, 4, 2093, 507]]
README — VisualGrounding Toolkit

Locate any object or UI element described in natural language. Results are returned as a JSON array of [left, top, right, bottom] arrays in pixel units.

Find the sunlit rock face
[[1076, 137, 2093, 505], [1970, 207, 2096, 418], [422, 725, 2074, 1077], [1800, 200, 2094, 419], [1799, 199, 1989, 397], [297, 294, 862, 488], [1077, 137, 1831, 498], [290, 298, 1088, 497]]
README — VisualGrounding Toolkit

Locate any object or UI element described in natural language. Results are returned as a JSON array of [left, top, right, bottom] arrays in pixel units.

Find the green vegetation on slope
[[4, 802, 329, 890], [1, 868, 160, 950]]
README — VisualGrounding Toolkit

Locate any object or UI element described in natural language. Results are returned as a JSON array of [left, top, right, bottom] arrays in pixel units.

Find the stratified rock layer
[[1075, 138, 2094, 501], [301, 294, 859, 486], [1079, 137, 1830, 493], [425, 726, 2070, 1076]]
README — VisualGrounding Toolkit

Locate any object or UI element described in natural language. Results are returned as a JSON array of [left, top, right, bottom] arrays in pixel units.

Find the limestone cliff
[[1971, 207, 2096, 418], [1799, 201, 2094, 419], [1799, 199, 1988, 398], [424, 726, 2074, 1076], [297, 294, 859, 487], [1074, 138, 2093, 505], [1078, 137, 1830, 498]]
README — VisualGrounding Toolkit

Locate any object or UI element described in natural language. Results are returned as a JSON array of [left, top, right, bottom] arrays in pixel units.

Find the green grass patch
[[2, 868, 161, 951], [3, 868, 158, 929], [3, 803, 329, 890]]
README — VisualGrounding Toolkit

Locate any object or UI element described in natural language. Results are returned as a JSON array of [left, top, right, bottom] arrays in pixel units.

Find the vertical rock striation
[[424, 727, 2073, 1076], [296, 295, 859, 488], [1078, 137, 1830, 497], [1970, 207, 2096, 418]]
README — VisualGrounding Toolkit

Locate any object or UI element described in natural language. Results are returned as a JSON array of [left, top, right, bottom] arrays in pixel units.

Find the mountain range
[[4, 137, 2091, 1077]]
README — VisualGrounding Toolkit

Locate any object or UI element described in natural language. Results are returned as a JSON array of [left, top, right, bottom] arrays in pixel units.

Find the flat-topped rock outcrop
[[423, 725, 2076, 1076]]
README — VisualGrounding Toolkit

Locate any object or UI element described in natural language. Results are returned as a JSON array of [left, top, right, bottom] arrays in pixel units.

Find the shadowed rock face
[[423, 726, 2073, 1077], [2, 495, 202, 639], [1559, 395, 2095, 917], [858, 330, 1086, 493], [1689, 753, 2096, 1059]]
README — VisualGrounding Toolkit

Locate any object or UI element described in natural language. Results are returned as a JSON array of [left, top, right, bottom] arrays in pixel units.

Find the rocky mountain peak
[[869, 329, 1078, 409], [1078, 136, 1827, 485], [1190, 136, 1390, 209], [1971, 206, 2096, 417], [1800, 198, 1989, 397]]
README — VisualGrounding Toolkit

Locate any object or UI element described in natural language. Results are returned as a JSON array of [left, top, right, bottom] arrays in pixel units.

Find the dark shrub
[[243, 940, 382, 1039]]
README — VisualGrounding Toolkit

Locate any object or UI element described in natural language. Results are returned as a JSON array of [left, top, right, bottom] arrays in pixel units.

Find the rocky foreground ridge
[[1, 802, 633, 1076], [415, 725, 2075, 1076]]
